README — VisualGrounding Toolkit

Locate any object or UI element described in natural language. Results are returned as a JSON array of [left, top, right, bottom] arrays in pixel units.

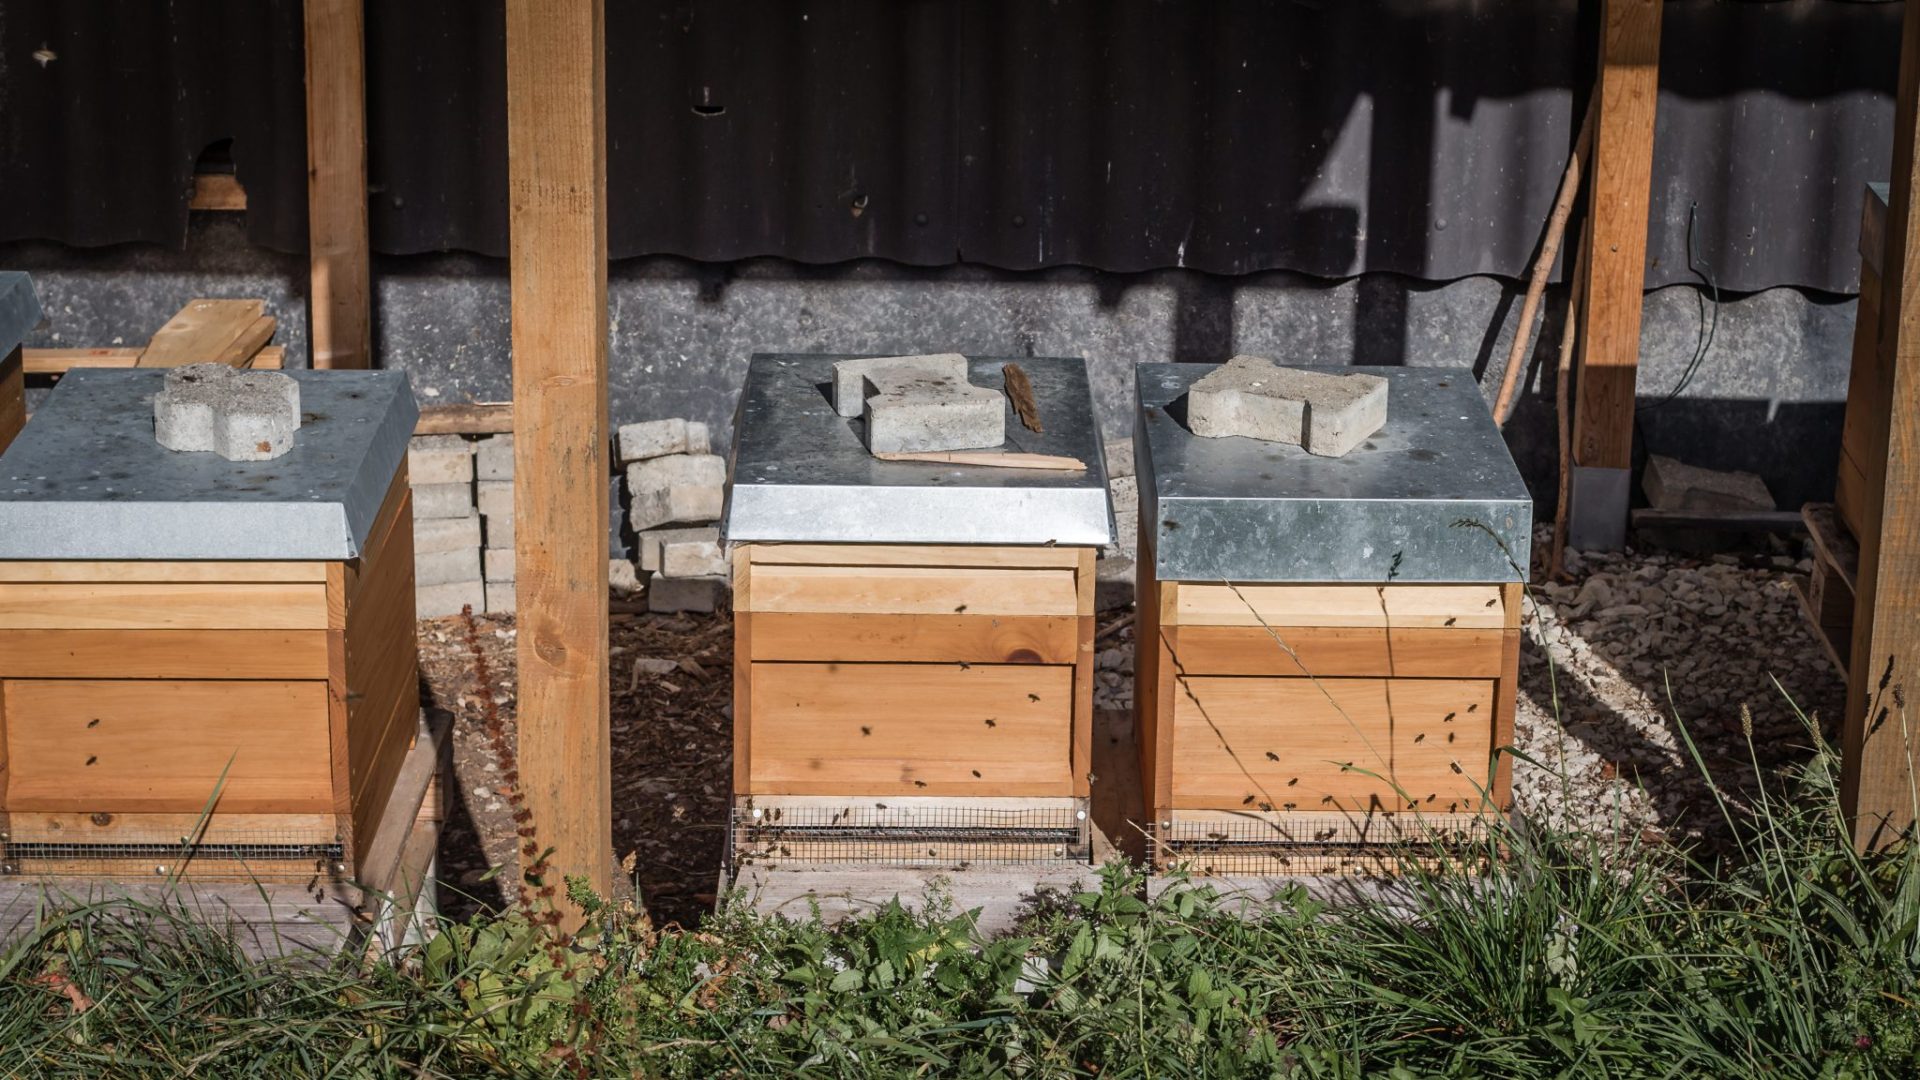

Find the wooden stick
[[1493, 95, 1596, 428], [1003, 363, 1043, 433], [1549, 219, 1591, 580], [874, 450, 1087, 471]]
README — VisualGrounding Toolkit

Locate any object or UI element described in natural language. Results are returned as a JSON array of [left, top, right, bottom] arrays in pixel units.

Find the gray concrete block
[[1643, 454, 1775, 512], [626, 454, 726, 530], [413, 482, 477, 520], [483, 511, 512, 548], [686, 420, 711, 455], [609, 557, 641, 594], [153, 364, 301, 462], [416, 580, 485, 619], [474, 433, 515, 481], [862, 368, 1005, 454], [415, 547, 482, 588], [647, 575, 725, 614], [1188, 356, 1387, 457], [485, 580, 516, 615], [616, 418, 692, 463], [476, 479, 513, 519], [414, 512, 482, 554], [637, 526, 720, 572], [831, 353, 968, 417], [408, 434, 473, 485], [661, 537, 728, 579], [483, 547, 514, 583]]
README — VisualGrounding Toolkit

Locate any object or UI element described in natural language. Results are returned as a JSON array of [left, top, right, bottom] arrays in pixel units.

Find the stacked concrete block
[[617, 416, 729, 614], [1099, 439, 1138, 612], [407, 435, 487, 618]]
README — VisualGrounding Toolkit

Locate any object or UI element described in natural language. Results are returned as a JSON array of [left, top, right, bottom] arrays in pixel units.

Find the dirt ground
[[416, 531, 1848, 930]]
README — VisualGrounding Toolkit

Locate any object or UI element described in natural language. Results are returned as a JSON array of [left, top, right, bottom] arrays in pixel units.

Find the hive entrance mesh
[[732, 801, 1090, 865], [1149, 812, 1497, 877], [1, 833, 344, 879]]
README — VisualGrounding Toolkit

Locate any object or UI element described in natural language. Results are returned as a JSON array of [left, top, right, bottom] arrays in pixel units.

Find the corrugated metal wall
[[0, 0, 1901, 293]]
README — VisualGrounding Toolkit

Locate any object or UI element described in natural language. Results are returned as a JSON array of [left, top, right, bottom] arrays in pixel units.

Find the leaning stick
[[1549, 221, 1592, 581]]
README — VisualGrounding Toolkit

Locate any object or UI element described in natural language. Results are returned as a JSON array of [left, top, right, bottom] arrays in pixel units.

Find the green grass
[[3, 705, 1917, 1078]]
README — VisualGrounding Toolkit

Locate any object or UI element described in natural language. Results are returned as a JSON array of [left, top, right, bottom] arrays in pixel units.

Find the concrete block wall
[[618, 418, 728, 614]]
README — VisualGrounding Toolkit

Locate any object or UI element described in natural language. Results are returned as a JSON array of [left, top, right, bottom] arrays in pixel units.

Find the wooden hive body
[[731, 542, 1097, 864], [0, 468, 419, 884]]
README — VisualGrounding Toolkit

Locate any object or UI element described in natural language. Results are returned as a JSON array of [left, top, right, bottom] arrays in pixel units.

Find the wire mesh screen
[[732, 802, 1091, 866], [1, 833, 344, 880], [1149, 813, 1497, 877]]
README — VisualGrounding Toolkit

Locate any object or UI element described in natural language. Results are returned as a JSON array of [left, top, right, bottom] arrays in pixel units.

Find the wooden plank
[[747, 611, 1079, 665], [189, 172, 248, 211], [747, 663, 1075, 796], [1795, 577, 1851, 675], [22, 347, 143, 374], [303, 0, 372, 369], [5, 811, 336, 846], [414, 401, 513, 435], [1169, 677, 1496, 813], [1838, 261, 1888, 539], [1172, 583, 1506, 629], [0, 629, 331, 680], [352, 710, 446, 887], [1168, 624, 1507, 678], [0, 561, 326, 583], [746, 543, 1085, 570], [0, 345, 22, 455], [211, 315, 276, 367], [0, 582, 328, 630], [137, 299, 267, 368], [342, 483, 420, 866], [743, 563, 1080, 617], [248, 344, 287, 370], [2, 679, 333, 812], [1072, 549, 1096, 798], [507, 0, 613, 915], [1803, 503, 1861, 593], [733, 549, 753, 794], [1492, 582, 1524, 806], [1845, 0, 1920, 849], [1569, 0, 1663, 537]]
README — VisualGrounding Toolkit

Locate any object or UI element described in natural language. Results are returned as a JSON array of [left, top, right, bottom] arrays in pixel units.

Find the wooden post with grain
[[504, 0, 614, 924], [303, 0, 372, 370]]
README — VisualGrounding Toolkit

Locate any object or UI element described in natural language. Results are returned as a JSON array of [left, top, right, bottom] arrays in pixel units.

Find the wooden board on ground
[[138, 299, 269, 368]]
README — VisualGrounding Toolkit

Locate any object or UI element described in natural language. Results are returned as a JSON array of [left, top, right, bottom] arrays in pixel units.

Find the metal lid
[[1137, 363, 1532, 583], [0, 368, 418, 561], [724, 354, 1113, 546]]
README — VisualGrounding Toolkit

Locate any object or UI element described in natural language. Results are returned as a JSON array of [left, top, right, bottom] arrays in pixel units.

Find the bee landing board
[[724, 355, 1113, 866], [1134, 364, 1532, 874], [0, 370, 421, 886]]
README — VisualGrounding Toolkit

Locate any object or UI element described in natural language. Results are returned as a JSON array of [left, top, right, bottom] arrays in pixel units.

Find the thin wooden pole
[[504, 0, 613, 927], [1843, 0, 1920, 850], [302, 0, 372, 370], [1564, 0, 1661, 551]]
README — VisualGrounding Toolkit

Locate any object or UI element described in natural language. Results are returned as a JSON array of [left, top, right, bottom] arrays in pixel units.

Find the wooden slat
[[0, 345, 22, 456], [211, 315, 276, 367], [414, 401, 513, 435], [747, 663, 1075, 796], [1172, 583, 1506, 629], [0, 629, 330, 680], [1844, 0, 1920, 849], [21, 347, 142, 374], [743, 563, 1079, 617], [0, 583, 328, 630], [137, 299, 267, 368], [248, 344, 287, 370], [343, 487, 421, 861], [1838, 261, 1887, 539], [304, 0, 373, 369], [733, 548, 753, 793], [747, 612, 1079, 664], [189, 172, 248, 211], [1169, 677, 1496, 813], [0, 561, 327, 583], [1169, 624, 1507, 678], [5, 811, 335, 846], [747, 543, 1084, 570], [1570, 0, 1663, 480], [1072, 548, 1095, 797], [2, 679, 333, 812], [507, 0, 613, 915]]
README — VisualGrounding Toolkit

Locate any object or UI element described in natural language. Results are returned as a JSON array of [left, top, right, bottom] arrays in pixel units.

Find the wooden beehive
[[0, 368, 421, 884], [0, 468, 418, 880]]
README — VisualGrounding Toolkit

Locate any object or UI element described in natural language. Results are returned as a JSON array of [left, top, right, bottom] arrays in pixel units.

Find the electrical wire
[[1639, 200, 1720, 412]]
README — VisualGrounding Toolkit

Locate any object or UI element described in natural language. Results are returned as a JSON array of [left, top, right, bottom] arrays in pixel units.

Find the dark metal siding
[[0, 1, 1903, 293]]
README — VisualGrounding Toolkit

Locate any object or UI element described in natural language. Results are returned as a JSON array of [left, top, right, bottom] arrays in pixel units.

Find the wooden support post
[[0, 345, 24, 456], [303, 0, 372, 370], [505, 0, 613, 926], [1566, 0, 1662, 551], [1843, 1, 1920, 849]]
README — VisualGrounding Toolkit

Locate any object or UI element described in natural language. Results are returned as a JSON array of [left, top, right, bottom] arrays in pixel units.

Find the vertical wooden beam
[[0, 346, 23, 456], [505, 0, 612, 925], [1843, 1, 1920, 849], [303, 0, 372, 370], [1565, 0, 1662, 551]]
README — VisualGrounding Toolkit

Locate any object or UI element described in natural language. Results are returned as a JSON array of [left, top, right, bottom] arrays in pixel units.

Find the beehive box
[[1134, 364, 1532, 874], [0, 369, 420, 883], [723, 354, 1112, 865]]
